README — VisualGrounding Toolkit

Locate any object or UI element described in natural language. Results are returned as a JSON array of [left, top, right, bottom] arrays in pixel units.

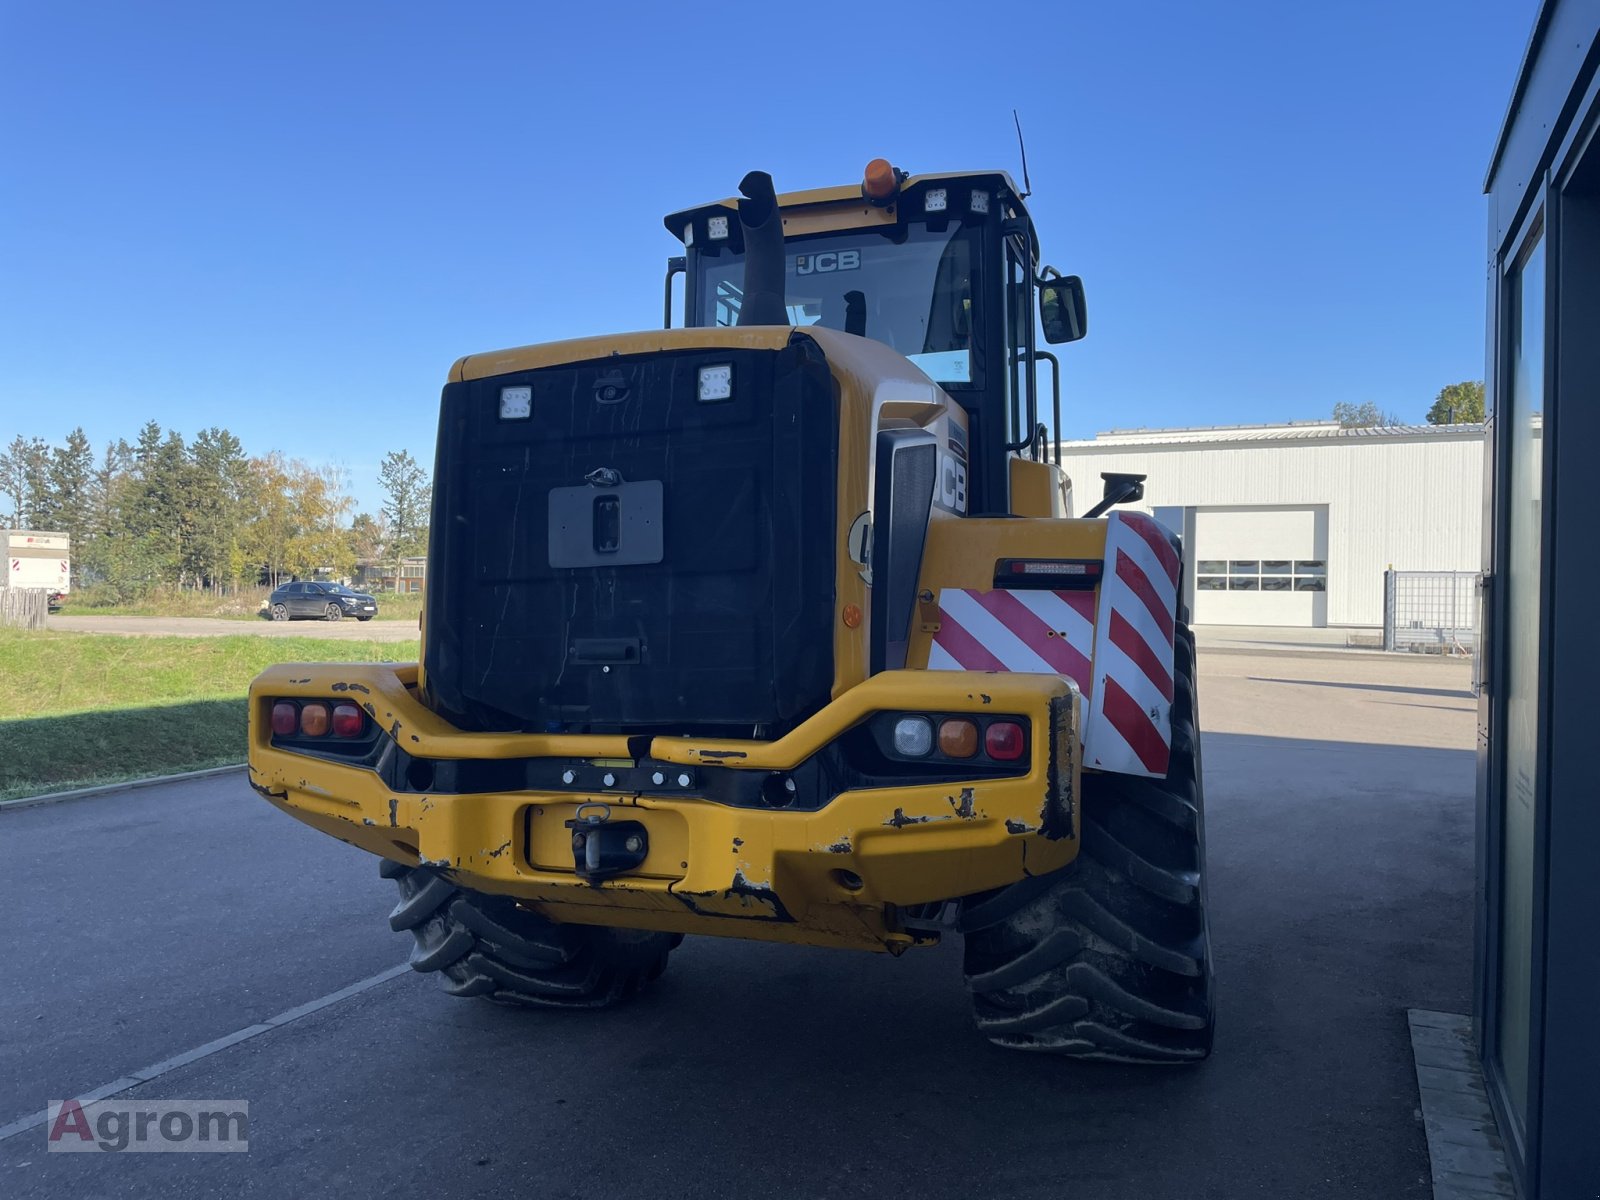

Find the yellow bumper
[[246, 664, 1080, 953]]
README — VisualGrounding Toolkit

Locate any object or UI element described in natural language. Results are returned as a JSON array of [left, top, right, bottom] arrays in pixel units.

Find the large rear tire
[[382, 860, 680, 1008], [960, 623, 1214, 1063]]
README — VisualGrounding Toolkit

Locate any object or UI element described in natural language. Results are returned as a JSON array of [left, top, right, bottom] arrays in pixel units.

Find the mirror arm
[[1084, 473, 1147, 520]]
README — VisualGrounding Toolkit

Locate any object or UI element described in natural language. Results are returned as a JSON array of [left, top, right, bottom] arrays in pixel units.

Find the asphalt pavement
[[0, 652, 1476, 1199]]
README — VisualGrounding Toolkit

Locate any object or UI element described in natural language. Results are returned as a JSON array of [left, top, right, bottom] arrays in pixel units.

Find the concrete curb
[[0, 764, 247, 812]]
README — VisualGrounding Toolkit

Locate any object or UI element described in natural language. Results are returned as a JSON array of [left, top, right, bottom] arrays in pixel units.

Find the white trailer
[[4, 529, 70, 607]]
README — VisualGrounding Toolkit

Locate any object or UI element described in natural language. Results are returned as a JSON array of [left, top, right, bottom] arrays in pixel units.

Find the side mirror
[[1083, 472, 1145, 519], [1039, 274, 1087, 344]]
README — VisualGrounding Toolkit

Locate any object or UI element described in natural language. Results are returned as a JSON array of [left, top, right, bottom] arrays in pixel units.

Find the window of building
[[1196, 559, 1327, 593], [1496, 223, 1545, 1126]]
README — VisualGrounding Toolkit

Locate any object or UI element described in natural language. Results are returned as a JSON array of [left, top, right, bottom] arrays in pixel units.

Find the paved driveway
[[48, 615, 420, 642], [0, 651, 1475, 1198]]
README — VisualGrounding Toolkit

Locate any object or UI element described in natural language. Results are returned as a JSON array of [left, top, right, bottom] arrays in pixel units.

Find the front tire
[[382, 860, 679, 1008], [325, 602, 343, 622], [960, 623, 1214, 1063]]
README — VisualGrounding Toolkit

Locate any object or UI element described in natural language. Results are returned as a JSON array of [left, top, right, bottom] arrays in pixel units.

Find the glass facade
[[1495, 230, 1545, 1123]]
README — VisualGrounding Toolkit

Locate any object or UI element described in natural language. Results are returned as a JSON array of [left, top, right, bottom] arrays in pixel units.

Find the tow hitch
[[565, 803, 649, 885]]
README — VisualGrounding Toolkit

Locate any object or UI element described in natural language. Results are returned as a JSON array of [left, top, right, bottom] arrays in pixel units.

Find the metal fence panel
[[1382, 570, 1478, 653]]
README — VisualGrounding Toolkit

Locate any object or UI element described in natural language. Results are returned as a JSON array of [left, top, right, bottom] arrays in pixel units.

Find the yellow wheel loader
[[248, 162, 1214, 1062]]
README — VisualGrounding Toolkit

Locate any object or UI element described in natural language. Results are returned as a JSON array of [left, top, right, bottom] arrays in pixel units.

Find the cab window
[[696, 222, 982, 389]]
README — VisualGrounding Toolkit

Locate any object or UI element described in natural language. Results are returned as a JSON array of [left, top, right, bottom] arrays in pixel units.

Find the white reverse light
[[683, 223, 694, 246], [924, 187, 948, 213], [499, 385, 532, 420], [892, 716, 934, 758], [697, 363, 733, 402], [707, 215, 730, 240], [969, 190, 990, 214]]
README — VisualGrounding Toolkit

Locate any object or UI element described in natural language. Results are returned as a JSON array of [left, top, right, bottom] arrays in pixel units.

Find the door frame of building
[[1478, 63, 1600, 1197]]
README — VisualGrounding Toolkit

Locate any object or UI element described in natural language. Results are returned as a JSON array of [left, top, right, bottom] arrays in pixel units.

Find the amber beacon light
[[861, 158, 900, 203]]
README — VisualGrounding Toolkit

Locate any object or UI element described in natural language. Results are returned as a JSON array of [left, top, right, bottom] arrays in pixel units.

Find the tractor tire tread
[[961, 620, 1215, 1063], [383, 861, 677, 1010]]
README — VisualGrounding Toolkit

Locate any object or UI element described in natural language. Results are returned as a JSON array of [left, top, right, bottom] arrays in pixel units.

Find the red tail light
[[271, 701, 298, 736], [984, 721, 1026, 761], [994, 558, 1103, 590], [331, 703, 364, 737]]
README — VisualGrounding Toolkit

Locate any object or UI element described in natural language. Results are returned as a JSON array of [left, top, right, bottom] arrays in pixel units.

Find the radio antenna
[[1012, 109, 1032, 198]]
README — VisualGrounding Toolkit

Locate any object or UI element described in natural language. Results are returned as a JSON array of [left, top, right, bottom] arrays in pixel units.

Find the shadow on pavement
[[1247, 676, 1474, 700]]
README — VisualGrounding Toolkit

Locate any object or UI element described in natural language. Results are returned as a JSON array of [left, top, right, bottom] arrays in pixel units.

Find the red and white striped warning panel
[[1083, 511, 1179, 778], [928, 586, 1098, 685], [924, 510, 1180, 780]]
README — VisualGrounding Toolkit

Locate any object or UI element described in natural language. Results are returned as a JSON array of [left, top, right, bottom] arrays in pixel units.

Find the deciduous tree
[[1425, 381, 1486, 425], [1332, 401, 1403, 428]]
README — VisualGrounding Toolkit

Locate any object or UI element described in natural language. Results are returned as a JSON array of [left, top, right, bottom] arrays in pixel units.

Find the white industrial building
[[1054, 421, 1486, 628]]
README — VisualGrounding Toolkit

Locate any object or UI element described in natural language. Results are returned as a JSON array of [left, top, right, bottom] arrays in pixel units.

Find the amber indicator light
[[938, 718, 979, 758]]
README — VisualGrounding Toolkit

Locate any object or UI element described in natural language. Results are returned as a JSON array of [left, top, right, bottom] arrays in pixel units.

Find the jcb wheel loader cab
[[244, 163, 1213, 1063]]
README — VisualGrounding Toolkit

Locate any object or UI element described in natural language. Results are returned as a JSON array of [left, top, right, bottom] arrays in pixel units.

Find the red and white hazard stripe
[[927, 587, 1097, 685], [1082, 511, 1179, 778], [924, 510, 1180, 780]]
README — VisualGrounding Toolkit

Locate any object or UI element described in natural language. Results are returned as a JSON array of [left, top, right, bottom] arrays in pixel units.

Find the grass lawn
[[0, 629, 418, 801]]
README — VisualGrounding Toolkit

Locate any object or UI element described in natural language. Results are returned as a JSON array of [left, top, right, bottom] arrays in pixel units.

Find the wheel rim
[[272, 604, 287, 620], [326, 603, 342, 621]]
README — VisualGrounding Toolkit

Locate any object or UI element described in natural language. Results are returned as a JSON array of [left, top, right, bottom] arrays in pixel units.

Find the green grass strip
[[0, 629, 418, 800]]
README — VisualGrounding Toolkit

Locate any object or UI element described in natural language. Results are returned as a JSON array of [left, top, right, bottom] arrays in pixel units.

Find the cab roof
[[662, 169, 1028, 242]]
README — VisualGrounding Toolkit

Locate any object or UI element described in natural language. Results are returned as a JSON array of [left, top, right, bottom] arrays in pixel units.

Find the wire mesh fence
[[1383, 570, 1479, 654]]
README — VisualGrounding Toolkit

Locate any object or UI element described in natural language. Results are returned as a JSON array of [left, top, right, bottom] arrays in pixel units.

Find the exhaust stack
[[735, 171, 787, 326]]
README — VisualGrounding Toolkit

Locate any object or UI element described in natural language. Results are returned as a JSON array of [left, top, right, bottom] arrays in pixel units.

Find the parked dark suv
[[265, 581, 378, 622]]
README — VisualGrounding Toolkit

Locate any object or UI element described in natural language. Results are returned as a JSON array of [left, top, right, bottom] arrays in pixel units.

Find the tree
[[120, 424, 192, 587], [347, 511, 388, 563], [1425, 380, 1485, 425], [79, 440, 133, 593], [0, 434, 50, 526], [46, 428, 94, 584], [378, 450, 430, 579], [240, 453, 295, 588], [283, 460, 355, 581], [239, 453, 354, 586], [187, 427, 250, 592], [1332, 401, 1403, 428]]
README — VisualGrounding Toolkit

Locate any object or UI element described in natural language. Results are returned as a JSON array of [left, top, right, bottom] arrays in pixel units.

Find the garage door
[[1192, 506, 1328, 627]]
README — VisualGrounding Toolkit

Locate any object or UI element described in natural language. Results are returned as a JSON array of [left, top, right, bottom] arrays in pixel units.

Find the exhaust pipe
[[735, 171, 787, 326]]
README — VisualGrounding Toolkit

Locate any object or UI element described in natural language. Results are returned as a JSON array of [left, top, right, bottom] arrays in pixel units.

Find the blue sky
[[0, 1, 1534, 512]]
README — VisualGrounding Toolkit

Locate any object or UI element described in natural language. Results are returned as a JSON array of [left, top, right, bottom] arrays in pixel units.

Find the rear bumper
[[246, 664, 1080, 952]]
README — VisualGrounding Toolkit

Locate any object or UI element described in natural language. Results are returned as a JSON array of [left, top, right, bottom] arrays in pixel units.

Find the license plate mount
[[547, 480, 664, 568]]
